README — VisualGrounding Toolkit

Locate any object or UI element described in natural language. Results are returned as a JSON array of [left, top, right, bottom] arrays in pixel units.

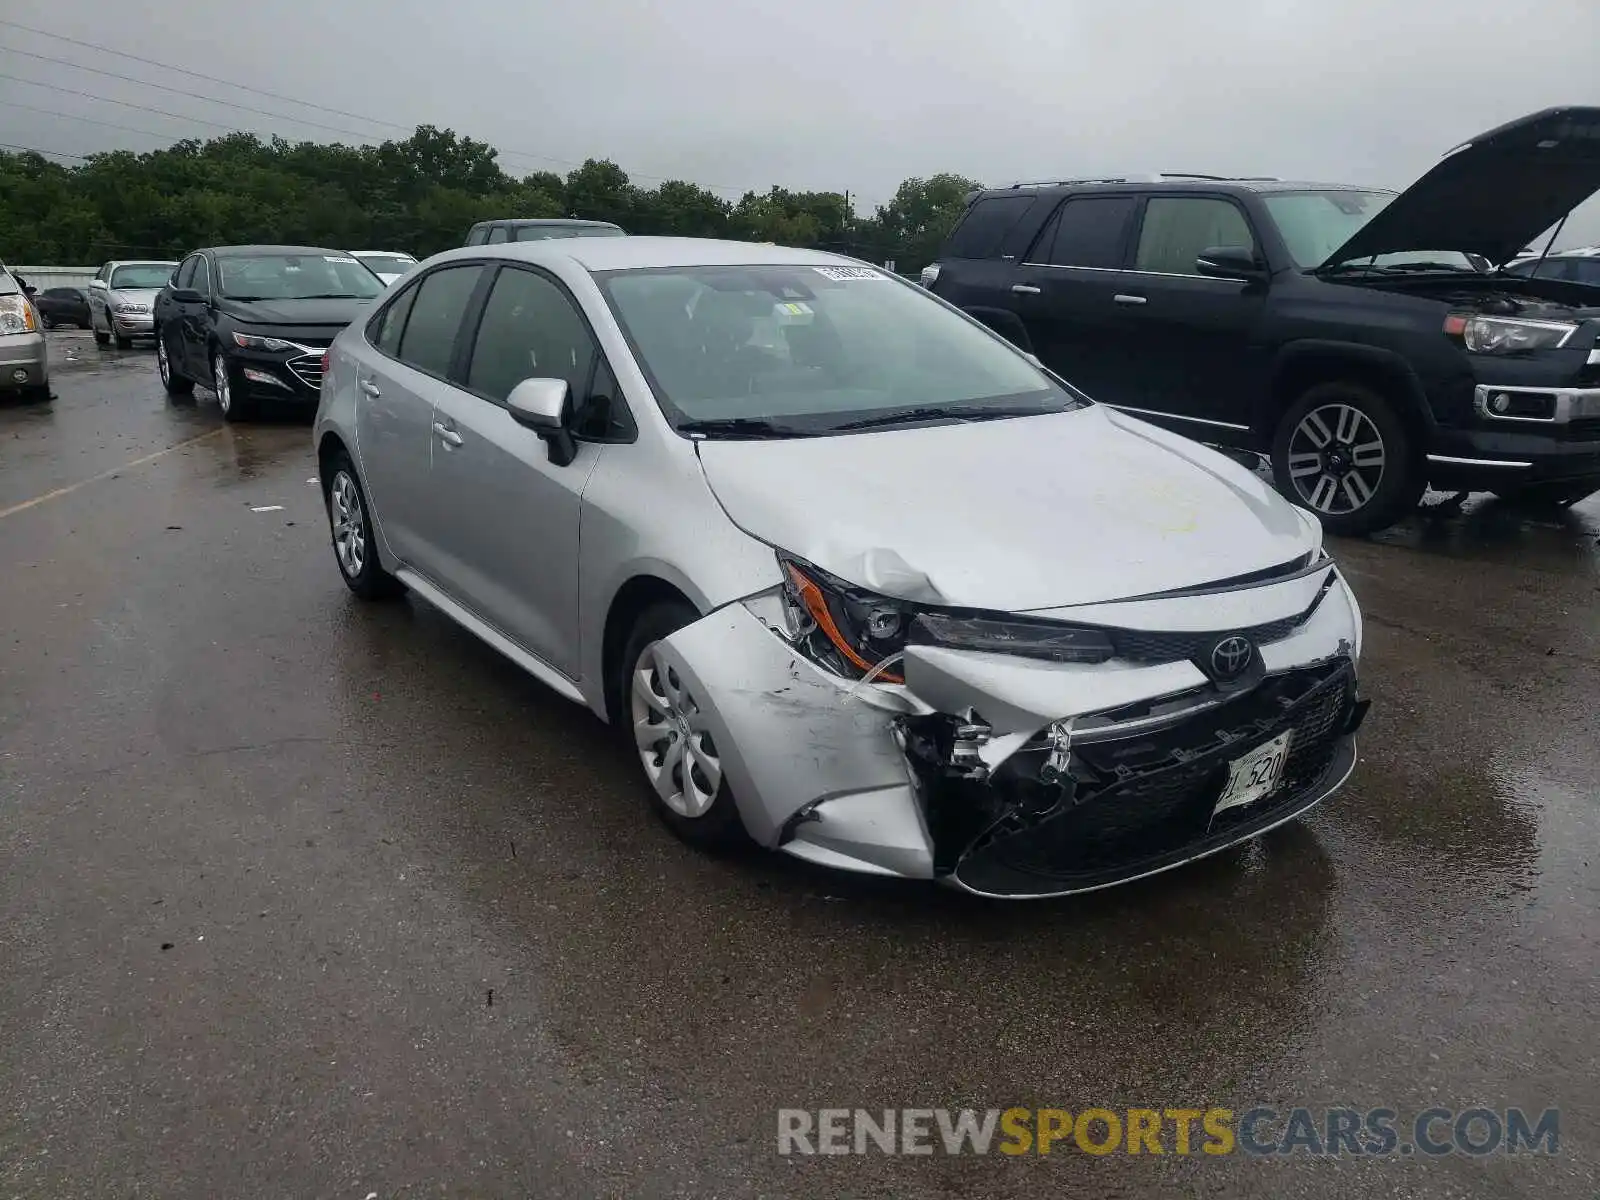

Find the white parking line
[[0, 427, 226, 522]]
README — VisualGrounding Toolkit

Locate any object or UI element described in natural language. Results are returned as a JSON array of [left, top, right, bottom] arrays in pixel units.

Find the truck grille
[[286, 353, 324, 391]]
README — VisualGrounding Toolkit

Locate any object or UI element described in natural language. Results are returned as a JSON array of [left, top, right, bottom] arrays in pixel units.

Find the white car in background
[[352, 251, 418, 285]]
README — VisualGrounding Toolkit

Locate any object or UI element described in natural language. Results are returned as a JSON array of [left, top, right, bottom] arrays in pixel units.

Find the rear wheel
[[1271, 381, 1423, 536], [325, 454, 405, 600], [39, 313, 55, 331], [617, 601, 748, 850], [156, 327, 192, 395]]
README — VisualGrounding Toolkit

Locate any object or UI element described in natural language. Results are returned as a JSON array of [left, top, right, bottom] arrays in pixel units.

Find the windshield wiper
[[293, 293, 368, 300], [830, 404, 1049, 431], [676, 417, 821, 439]]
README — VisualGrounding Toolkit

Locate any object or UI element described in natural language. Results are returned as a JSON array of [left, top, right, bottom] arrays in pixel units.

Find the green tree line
[[0, 125, 978, 272]]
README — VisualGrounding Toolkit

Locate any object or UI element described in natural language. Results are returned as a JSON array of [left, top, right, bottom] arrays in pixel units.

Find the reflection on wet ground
[[1, 355, 1595, 1197]]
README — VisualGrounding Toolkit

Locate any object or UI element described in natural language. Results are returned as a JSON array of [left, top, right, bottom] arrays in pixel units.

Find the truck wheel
[[1271, 381, 1423, 537]]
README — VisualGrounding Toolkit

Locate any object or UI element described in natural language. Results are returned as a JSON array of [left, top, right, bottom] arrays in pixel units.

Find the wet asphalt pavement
[[1, 332, 1596, 1199]]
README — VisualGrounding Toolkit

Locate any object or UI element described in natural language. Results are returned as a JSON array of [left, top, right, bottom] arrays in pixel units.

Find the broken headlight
[[764, 556, 1117, 686]]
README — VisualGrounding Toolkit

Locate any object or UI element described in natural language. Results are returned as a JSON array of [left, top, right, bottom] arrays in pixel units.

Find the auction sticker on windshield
[[324, 256, 358, 264], [814, 266, 884, 281], [1214, 731, 1292, 817]]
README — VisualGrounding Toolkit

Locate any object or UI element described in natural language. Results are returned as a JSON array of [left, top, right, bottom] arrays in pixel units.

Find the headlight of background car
[[0, 294, 37, 334], [232, 332, 298, 351], [1445, 314, 1577, 354], [753, 556, 1114, 686]]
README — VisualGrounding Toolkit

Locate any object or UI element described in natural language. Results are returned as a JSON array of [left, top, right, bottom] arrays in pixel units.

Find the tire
[[1270, 381, 1423, 537], [324, 454, 406, 600], [616, 601, 748, 850], [39, 314, 55, 331], [114, 332, 133, 350], [93, 323, 110, 347], [211, 349, 255, 421], [19, 384, 50, 404], [156, 327, 192, 395]]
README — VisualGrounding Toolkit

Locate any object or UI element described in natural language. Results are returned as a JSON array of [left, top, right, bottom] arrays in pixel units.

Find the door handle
[[1011, 284, 1042, 295], [433, 421, 463, 447], [1113, 294, 1147, 306], [359, 378, 381, 397]]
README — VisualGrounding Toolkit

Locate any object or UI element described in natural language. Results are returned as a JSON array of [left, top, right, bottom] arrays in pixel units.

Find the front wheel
[[617, 601, 748, 851], [156, 328, 192, 395], [212, 350, 255, 421], [1270, 381, 1423, 537], [114, 332, 133, 350]]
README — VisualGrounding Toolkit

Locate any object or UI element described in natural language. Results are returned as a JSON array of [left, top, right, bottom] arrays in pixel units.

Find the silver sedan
[[314, 236, 1367, 898]]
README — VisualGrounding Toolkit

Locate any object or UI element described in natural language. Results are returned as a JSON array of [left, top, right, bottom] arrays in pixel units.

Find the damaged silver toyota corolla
[[315, 236, 1368, 898]]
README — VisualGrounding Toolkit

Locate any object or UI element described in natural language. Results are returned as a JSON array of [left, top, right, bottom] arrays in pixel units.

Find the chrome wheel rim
[[1286, 404, 1385, 515], [213, 356, 230, 413], [329, 470, 366, 578], [629, 645, 722, 818], [157, 335, 170, 381]]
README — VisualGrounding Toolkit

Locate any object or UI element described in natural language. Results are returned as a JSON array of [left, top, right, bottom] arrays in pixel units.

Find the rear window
[[1033, 196, 1138, 269], [944, 195, 1038, 259]]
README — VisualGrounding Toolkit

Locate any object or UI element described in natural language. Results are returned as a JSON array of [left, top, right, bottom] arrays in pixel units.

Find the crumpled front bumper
[[651, 565, 1367, 898]]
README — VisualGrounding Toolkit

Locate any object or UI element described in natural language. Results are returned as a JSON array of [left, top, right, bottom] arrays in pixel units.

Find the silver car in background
[[352, 251, 419, 285], [88, 260, 179, 348], [0, 263, 48, 403], [314, 237, 1368, 898]]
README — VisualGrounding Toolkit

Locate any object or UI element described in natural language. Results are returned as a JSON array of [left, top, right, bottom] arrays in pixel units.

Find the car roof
[[351, 250, 415, 257], [434, 235, 868, 272], [107, 259, 178, 267], [475, 218, 622, 229], [199, 245, 352, 258], [975, 178, 1389, 198]]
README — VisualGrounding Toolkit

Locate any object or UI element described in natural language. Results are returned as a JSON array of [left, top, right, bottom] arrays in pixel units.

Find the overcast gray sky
[[3, 0, 1599, 243]]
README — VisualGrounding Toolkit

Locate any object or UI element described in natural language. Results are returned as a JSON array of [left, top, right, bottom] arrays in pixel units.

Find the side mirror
[[169, 287, 204, 304], [89, 279, 107, 290], [1195, 246, 1267, 281], [506, 377, 577, 467]]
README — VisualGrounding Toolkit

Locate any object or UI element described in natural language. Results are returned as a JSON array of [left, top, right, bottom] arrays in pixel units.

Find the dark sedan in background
[[35, 287, 90, 330], [153, 245, 385, 422]]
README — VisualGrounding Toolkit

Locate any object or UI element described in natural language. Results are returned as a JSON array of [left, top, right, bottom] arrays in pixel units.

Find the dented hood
[[694, 406, 1318, 611]]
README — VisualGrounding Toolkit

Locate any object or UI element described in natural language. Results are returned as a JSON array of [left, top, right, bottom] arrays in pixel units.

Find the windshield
[[1264, 191, 1477, 272], [357, 254, 416, 275], [215, 253, 384, 300], [598, 264, 1081, 433], [111, 263, 177, 289]]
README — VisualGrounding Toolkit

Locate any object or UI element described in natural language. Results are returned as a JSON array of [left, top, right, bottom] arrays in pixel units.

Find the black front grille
[[951, 662, 1355, 892], [1111, 609, 1311, 663], [286, 354, 324, 391]]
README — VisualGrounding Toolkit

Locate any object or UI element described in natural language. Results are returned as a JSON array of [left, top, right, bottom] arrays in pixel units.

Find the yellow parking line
[[0, 427, 226, 522]]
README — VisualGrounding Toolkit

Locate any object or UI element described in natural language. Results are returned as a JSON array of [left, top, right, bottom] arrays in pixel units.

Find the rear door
[[928, 193, 1041, 343], [1005, 194, 1140, 402], [1114, 194, 1269, 430], [352, 262, 485, 568], [419, 264, 605, 676]]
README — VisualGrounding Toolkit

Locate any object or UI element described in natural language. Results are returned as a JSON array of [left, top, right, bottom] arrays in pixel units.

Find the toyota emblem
[[1209, 635, 1253, 680]]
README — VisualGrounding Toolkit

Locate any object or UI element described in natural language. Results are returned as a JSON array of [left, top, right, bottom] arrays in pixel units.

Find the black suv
[[924, 106, 1600, 534]]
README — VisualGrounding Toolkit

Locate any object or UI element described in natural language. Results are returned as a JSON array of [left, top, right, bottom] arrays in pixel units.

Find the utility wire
[[3, 98, 173, 141], [0, 71, 239, 131], [0, 139, 87, 159]]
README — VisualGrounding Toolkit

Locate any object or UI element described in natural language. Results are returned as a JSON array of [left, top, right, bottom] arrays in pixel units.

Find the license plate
[[1214, 731, 1292, 817]]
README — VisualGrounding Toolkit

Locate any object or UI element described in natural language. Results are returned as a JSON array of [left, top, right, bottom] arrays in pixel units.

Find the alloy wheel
[[213, 355, 231, 414], [329, 470, 366, 578], [1286, 404, 1386, 515], [630, 646, 723, 818], [157, 335, 170, 383]]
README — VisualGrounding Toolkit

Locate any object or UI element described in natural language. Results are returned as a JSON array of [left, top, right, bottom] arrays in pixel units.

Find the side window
[[175, 256, 198, 288], [465, 225, 487, 246], [486, 225, 510, 244], [1134, 197, 1256, 276], [396, 265, 482, 377], [367, 281, 420, 355], [572, 357, 635, 441], [944, 196, 1038, 259], [192, 256, 211, 296], [1034, 197, 1137, 268], [466, 266, 595, 403], [1570, 259, 1600, 286]]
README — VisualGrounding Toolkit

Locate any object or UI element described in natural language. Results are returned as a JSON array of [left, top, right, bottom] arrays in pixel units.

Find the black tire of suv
[[157, 327, 193, 396], [615, 600, 750, 852], [1270, 381, 1424, 537]]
